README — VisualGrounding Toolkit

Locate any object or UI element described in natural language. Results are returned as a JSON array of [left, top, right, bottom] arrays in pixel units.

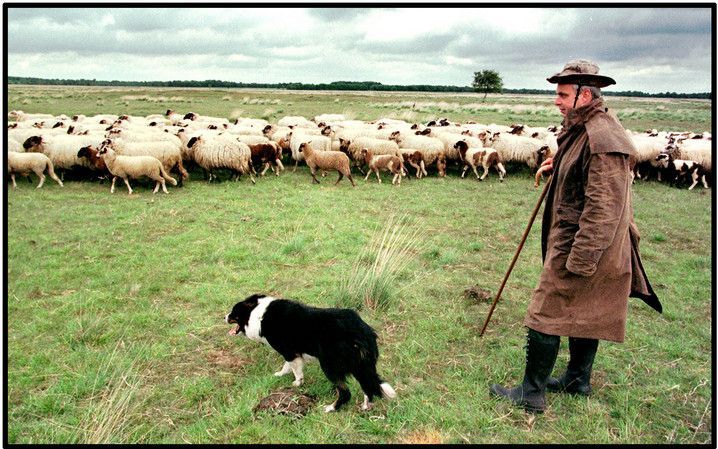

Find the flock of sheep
[[6, 108, 713, 193]]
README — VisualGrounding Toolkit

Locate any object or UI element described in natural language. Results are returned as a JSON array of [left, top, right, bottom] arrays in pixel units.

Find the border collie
[[225, 293, 396, 412]]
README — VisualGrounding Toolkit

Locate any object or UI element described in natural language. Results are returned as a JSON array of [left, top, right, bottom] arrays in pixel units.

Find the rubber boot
[[489, 328, 560, 413], [546, 337, 598, 396]]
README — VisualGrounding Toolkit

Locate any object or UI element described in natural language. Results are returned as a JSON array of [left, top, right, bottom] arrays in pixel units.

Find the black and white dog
[[225, 293, 396, 412]]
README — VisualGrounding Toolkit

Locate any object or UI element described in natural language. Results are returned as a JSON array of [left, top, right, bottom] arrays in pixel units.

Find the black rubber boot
[[489, 328, 560, 413], [546, 337, 598, 396]]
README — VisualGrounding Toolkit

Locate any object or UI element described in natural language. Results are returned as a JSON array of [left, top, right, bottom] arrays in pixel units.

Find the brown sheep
[[360, 148, 403, 185], [298, 142, 355, 187]]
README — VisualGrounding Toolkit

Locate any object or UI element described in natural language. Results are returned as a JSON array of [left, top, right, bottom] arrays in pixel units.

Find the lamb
[[298, 142, 355, 187], [77, 145, 112, 182], [7, 151, 64, 189], [361, 148, 403, 185], [454, 140, 506, 182], [185, 135, 255, 184], [96, 146, 177, 194], [101, 137, 189, 186], [248, 142, 285, 176], [338, 137, 401, 175], [400, 149, 428, 178], [655, 153, 709, 190]]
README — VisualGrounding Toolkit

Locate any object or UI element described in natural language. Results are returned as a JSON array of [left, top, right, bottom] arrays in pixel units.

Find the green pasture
[[5, 86, 713, 444]]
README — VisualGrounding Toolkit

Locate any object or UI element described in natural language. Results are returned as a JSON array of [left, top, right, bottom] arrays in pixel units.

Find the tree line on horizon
[[7, 76, 711, 100]]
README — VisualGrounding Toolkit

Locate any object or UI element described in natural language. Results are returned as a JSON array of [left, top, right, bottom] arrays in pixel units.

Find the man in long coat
[[490, 59, 661, 413]]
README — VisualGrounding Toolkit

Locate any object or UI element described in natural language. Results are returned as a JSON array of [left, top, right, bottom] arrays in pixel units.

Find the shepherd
[[488, 59, 662, 413]]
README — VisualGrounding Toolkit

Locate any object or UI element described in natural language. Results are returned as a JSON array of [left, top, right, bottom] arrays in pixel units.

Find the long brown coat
[[524, 98, 660, 343]]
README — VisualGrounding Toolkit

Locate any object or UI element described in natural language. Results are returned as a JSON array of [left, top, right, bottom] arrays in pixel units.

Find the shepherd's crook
[[479, 175, 552, 337]]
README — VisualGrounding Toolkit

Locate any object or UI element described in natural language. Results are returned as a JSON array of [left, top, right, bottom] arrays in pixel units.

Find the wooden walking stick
[[479, 175, 552, 337]]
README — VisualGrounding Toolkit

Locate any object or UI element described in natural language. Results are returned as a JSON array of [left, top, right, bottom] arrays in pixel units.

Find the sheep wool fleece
[[524, 98, 659, 343]]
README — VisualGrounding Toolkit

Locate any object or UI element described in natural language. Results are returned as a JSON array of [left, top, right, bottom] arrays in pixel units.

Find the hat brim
[[547, 73, 615, 88]]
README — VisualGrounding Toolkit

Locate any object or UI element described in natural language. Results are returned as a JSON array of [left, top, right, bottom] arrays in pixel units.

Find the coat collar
[[563, 98, 606, 130]]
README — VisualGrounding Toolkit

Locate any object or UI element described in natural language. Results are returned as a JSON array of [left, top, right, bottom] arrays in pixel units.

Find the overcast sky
[[6, 6, 713, 94]]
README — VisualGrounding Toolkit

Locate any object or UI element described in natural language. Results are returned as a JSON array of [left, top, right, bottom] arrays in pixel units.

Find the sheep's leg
[[364, 170, 371, 181], [36, 173, 46, 189], [348, 173, 356, 187], [293, 159, 299, 172], [497, 163, 506, 182], [701, 175, 709, 189], [375, 169, 382, 183], [335, 172, 344, 185], [472, 165, 481, 179], [161, 179, 168, 194], [276, 158, 285, 172], [461, 164, 469, 178], [393, 172, 400, 185], [421, 160, 427, 177], [153, 180, 161, 194], [10, 174, 17, 189], [260, 163, 270, 176], [688, 171, 699, 190], [309, 168, 320, 184], [480, 165, 489, 181], [123, 178, 133, 195], [110, 176, 118, 193]]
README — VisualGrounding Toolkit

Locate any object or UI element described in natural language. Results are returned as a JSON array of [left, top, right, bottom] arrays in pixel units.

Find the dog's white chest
[[245, 296, 274, 345]]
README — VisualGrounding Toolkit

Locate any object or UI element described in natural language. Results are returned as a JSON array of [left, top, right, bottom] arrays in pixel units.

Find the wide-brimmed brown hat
[[547, 59, 615, 87]]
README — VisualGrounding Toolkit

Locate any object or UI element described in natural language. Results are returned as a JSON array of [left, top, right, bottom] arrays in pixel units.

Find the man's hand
[[534, 157, 554, 188]]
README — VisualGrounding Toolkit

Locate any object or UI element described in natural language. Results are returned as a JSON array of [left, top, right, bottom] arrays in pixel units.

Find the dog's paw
[[361, 395, 374, 411], [324, 404, 336, 413], [292, 379, 303, 387], [274, 371, 286, 377]]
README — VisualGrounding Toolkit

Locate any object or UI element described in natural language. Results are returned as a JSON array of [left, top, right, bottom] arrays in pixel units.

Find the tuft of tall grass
[[74, 343, 146, 444], [337, 215, 424, 311]]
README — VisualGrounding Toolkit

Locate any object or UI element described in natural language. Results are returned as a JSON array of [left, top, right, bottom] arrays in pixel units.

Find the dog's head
[[225, 293, 266, 336]]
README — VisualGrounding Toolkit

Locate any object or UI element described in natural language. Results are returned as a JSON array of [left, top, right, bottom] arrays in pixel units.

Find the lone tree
[[472, 70, 504, 98]]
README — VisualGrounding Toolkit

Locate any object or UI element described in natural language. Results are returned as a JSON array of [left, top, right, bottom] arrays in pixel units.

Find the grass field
[[5, 86, 714, 444]]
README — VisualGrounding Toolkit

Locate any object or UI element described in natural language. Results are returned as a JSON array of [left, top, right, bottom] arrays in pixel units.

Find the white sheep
[[361, 148, 403, 185], [101, 138, 189, 186], [278, 116, 315, 128], [298, 142, 355, 187], [185, 135, 255, 184], [7, 151, 64, 189], [97, 146, 177, 194], [480, 131, 550, 171], [22, 134, 104, 174]]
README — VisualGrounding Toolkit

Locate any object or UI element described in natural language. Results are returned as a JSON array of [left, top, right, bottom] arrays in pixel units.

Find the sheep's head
[[23, 135, 43, 151], [338, 138, 350, 152], [298, 142, 308, 153], [187, 136, 201, 149], [437, 154, 447, 177], [77, 145, 97, 159], [321, 126, 332, 137], [99, 138, 114, 149], [52, 121, 65, 129], [262, 124, 273, 135], [165, 109, 173, 116], [389, 131, 401, 141]]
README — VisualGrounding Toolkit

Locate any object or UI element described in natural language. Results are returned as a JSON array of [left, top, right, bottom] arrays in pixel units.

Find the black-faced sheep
[[7, 152, 64, 189], [298, 142, 355, 187], [186, 135, 255, 184]]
